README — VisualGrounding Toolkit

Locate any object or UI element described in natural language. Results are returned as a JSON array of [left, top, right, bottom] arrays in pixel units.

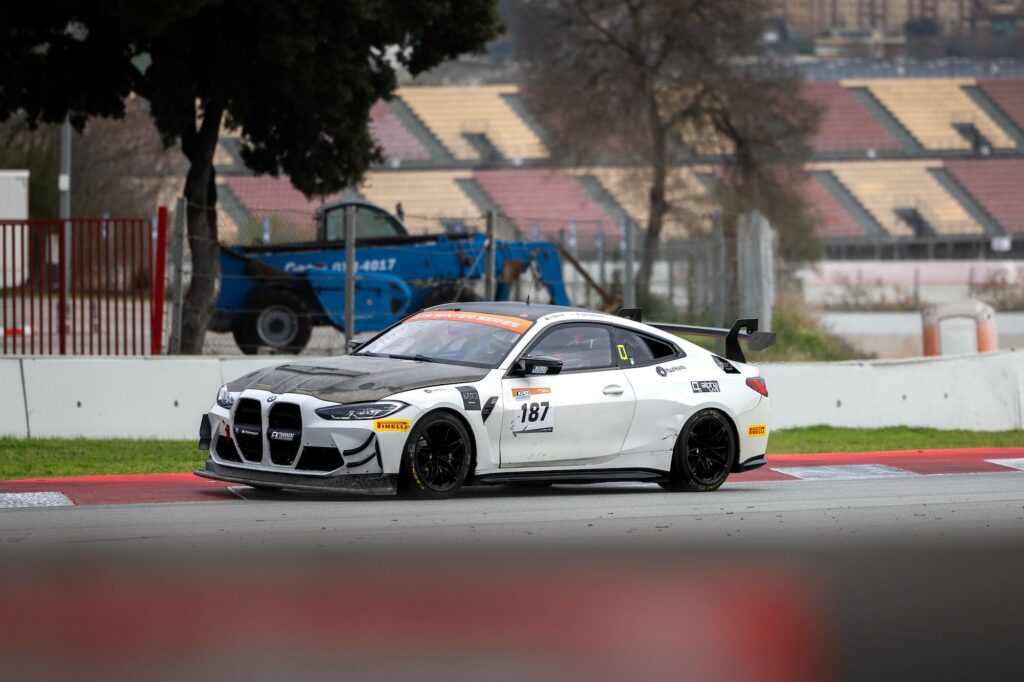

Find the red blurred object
[[746, 376, 768, 397]]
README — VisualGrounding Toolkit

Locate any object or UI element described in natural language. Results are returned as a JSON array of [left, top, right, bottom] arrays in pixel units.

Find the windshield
[[357, 310, 534, 368]]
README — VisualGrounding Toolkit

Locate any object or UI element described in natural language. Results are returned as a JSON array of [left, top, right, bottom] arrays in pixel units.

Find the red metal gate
[[0, 207, 168, 355]]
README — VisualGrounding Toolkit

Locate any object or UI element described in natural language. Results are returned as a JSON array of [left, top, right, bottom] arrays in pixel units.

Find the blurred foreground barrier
[[0, 350, 1021, 438]]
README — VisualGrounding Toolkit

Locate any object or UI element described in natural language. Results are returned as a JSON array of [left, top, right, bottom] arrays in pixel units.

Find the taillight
[[746, 376, 768, 397]]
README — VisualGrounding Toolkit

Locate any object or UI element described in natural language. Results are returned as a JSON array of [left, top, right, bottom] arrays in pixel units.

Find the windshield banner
[[407, 310, 534, 334]]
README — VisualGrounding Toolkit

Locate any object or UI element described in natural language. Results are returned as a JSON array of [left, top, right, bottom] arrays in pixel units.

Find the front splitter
[[195, 459, 398, 496]]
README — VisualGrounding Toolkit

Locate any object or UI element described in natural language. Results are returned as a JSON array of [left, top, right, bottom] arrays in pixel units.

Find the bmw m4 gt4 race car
[[195, 303, 774, 499]]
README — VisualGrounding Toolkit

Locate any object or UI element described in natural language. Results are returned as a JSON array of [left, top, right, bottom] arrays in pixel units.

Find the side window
[[325, 205, 404, 241], [530, 324, 614, 372], [613, 328, 680, 368]]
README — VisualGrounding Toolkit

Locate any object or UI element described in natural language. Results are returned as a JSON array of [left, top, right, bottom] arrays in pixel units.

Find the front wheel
[[400, 413, 472, 500], [660, 409, 737, 492]]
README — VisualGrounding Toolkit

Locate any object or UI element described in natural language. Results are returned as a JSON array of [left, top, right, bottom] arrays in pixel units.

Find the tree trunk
[[178, 101, 225, 354], [637, 117, 669, 303]]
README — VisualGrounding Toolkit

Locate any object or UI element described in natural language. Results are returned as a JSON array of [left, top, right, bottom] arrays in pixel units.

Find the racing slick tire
[[236, 287, 313, 355], [420, 282, 482, 309], [660, 409, 737, 493], [400, 411, 473, 500]]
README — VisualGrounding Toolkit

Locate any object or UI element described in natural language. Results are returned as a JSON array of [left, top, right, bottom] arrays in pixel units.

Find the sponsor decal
[[266, 395, 278, 403], [656, 364, 686, 377], [234, 426, 259, 438], [512, 387, 551, 400], [691, 380, 720, 393], [512, 399, 554, 434], [407, 310, 534, 334], [374, 419, 411, 432], [457, 386, 481, 411], [748, 424, 767, 437], [269, 430, 296, 442]]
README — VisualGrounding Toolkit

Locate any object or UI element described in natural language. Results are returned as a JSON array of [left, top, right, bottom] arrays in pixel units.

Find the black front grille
[[296, 445, 344, 472], [268, 403, 302, 466], [214, 434, 242, 462], [233, 398, 264, 463]]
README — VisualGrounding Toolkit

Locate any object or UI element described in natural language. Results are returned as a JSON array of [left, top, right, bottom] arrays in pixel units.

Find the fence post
[[567, 220, 578, 304], [344, 204, 356, 346], [596, 221, 606, 291], [58, 225, 67, 355], [167, 197, 187, 354], [712, 211, 726, 329], [150, 207, 168, 355], [622, 215, 635, 309], [485, 210, 497, 301]]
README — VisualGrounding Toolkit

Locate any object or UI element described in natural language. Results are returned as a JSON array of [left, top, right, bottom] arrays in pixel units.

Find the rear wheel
[[400, 413, 472, 500], [235, 287, 312, 354], [660, 409, 737, 492]]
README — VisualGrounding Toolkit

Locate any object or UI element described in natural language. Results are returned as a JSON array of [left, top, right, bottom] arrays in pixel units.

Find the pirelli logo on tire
[[748, 424, 767, 437], [374, 419, 411, 432]]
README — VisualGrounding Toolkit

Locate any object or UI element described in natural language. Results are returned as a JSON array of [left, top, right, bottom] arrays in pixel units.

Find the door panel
[[500, 370, 636, 466]]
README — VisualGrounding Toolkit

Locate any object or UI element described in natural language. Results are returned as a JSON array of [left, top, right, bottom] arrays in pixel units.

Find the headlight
[[315, 401, 406, 421], [216, 385, 235, 410]]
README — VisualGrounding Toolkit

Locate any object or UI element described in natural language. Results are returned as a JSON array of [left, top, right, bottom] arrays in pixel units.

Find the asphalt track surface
[[3, 456, 1024, 682], [3, 468, 1023, 551]]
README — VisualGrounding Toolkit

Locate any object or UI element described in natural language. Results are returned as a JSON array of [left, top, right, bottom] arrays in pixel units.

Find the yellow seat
[[398, 86, 548, 161], [826, 160, 984, 236], [357, 170, 481, 234], [842, 79, 1016, 151]]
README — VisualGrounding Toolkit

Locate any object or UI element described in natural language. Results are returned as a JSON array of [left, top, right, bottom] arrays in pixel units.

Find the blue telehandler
[[211, 201, 571, 353]]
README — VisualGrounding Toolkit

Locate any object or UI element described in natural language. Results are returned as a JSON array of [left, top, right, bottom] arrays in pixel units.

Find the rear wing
[[618, 309, 775, 364]]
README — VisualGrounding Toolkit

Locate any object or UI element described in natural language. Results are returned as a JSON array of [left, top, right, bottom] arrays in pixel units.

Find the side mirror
[[514, 354, 563, 377], [347, 338, 368, 353]]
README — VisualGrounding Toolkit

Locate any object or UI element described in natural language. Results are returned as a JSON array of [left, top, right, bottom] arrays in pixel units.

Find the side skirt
[[473, 468, 669, 486]]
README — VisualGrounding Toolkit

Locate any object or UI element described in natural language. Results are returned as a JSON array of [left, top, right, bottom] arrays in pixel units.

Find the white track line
[[771, 464, 918, 481], [0, 492, 75, 509], [985, 458, 1024, 472]]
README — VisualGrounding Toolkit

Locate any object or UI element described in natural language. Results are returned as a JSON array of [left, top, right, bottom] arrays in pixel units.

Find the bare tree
[[514, 0, 818, 308], [0, 100, 181, 219]]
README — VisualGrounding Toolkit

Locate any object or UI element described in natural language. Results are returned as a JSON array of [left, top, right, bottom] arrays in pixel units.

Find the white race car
[[195, 303, 774, 498]]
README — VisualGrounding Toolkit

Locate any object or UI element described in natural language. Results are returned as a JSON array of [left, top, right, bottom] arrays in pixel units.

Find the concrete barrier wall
[[0, 351, 1021, 439]]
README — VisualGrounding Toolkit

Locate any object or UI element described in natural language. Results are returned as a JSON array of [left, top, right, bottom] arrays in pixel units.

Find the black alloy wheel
[[660, 409, 737, 492], [401, 413, 472, 499]]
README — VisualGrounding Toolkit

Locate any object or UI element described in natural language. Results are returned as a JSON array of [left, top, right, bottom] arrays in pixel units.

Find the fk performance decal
[[512, 387, 551, 401], [691, 380, 720, 393], [374, 419, 411, 432]]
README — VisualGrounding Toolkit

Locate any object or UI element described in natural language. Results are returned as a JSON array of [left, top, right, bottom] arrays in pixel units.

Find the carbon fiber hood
[[226, 355, 488, 404]]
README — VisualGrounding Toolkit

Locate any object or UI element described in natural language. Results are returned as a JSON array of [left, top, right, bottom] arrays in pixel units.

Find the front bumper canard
[[195, 459, 398, 496]]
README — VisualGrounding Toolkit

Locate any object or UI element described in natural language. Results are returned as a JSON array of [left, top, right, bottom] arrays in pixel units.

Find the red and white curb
[[0, 491, 74, 508], [1, 448, 1022, 507]]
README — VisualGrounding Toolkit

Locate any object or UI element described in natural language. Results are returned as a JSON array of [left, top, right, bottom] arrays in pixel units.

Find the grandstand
[[978, 80, 1024, 134], [829, 160, 985, 236], [473, 169, 609, 242], [396, 85, 548, 162], [357, 170, 482, 234], [369, 102, 431, 163], [800, 82, 903, 153], [576, 167, 715, 240], [213, 75, 1024, 260], [843, 78, 1017, 150], [946, 159, 1024, 234]]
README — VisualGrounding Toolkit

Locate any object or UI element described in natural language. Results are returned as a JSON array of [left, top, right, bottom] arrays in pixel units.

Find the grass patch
[[2, 427, 1022, 480], [0, 438, 198, 480], [768, 426, 1024, 454]]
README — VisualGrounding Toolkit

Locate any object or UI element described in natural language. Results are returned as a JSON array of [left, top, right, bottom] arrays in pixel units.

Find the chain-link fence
[[164, 200, 774, 356]]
